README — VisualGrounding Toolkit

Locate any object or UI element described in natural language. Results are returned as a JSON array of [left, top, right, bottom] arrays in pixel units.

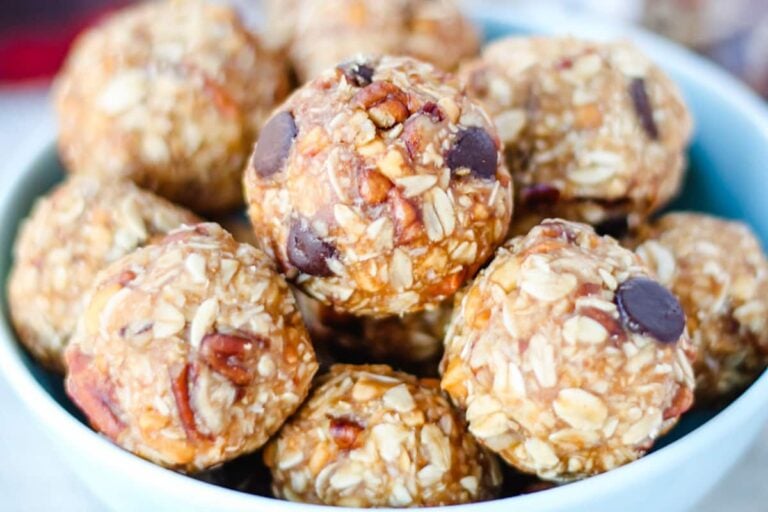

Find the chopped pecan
[[200, 332, 267, 386], [403, 114, 441, 161], [65, 349, 125, 440], [328, 416, 365, 450], [663, 385, 694, 420], [354, 81, 410, 129], [388, 188, 423, 244], [358, 169, 393, 204], [575, 282, 602, 297], [170, 363, 207, 441], [580, 306, 626, 343], [427, 270, 465, 297], [117, 270, 137, 286]]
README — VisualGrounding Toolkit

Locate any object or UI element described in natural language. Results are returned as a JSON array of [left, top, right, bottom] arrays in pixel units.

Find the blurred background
[[0, 0, 767, 510], [1, 0, 767, 94]]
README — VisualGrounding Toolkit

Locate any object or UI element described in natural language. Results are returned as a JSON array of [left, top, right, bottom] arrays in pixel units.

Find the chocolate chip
[[446, 127, 498, 180], [594, 216, 629, 239], [339, 62, 375, 87], [251, 111, 297, 178], [629, 78, 659, 140], [616, 277, 684, 343], [521, 184, 560, 208], [287, 219, 337, 277]]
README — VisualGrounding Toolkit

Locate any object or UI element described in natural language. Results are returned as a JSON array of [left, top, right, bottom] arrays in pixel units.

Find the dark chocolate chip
[[520, 184, 561, 208], [446, 127, 498, 180], [251, 111, 297, 178], [594, 216, 629, 239], [339, 62, 375, 87], [616, 277, 685, 343], [629, 78, 659, 140], [287, 219, 337, 277]]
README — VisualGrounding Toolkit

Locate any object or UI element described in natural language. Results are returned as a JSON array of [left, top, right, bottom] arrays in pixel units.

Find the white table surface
[[1, 80, 766, 512]]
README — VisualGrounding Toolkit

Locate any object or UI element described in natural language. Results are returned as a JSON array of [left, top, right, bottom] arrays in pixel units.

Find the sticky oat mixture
[[634, 213, 768, 399], [64, 223, 318, 472], [54, 0, 288, 213], [266, 0, 479, 82], [244, 55, 513, 317], [460, 37, 692, 235], [8, 176, 199, 372], [441, 220, 695, 481], [264, 364, 501, 506]]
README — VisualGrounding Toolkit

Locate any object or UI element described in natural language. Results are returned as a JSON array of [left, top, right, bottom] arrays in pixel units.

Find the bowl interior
[[2, 15, 768, 506]]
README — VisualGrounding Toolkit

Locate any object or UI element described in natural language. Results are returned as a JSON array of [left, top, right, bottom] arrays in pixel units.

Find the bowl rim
[[2, 6, 768, 512]]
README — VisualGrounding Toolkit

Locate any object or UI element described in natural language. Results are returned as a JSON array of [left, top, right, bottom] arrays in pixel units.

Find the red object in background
[[0, 0, 131, 83]]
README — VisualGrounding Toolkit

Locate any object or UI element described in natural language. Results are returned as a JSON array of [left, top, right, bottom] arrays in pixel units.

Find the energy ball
[[294, 290, 451, 372], [634, 213, 768, 399], [64, 223, 318, 472], [7, 176, 199, 372], [54, 0, 288, 213], [244, 55, 513, 317], [441, 220, 695, 481], [460, 37, 693, 235], [267, 0, 480, 82], [264, 364, 502, 507]]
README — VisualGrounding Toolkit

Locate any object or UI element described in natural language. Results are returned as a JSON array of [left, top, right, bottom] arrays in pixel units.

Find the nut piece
[[53, 0, 289, 213], [441, 220, 695, 481], [244, 55, 513, 317], [460, 36, 692, 234], [633, 212, 768, 400], [7, 176, 199, 372], [264, 364, 501, 506], [64, 223, 318, 472]]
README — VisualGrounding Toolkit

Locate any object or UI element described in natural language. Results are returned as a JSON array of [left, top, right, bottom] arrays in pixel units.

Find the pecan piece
[[580, 306, 626, 343], [663, 385, 694, 420], [403, 114, 441, 161], [358, 169, 392, 204], [354, 81, 410, 129], [329, 416, 365, 450], [65, 349, 125, 440], [170, 363, 208, 441], [388, 188, 423, 244], [200, 332, 267, 386]]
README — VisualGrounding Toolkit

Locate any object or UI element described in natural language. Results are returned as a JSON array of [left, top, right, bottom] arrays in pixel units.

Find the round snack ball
[[460, 37, 693, 235], [267, 0, 479, 82], [441, 219, 695, 481], [64, 223, 318, 472], [634, 212, 768, 399], [7, 176, 199, 372], [294, 289, 450, 373], [264, 364, 502, 507], [54, 0, 289, 214], [244, 55, 513, 316]]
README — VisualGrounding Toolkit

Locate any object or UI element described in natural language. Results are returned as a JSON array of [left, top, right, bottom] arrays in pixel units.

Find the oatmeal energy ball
[[634, 212, 768, 399], [267, 0, 479, 82], [65, 223, 318, 472], [244, 55, 513, 317], [294, 290, 451, 371], [8, 176, 199, 372], [264, 364, 501, 507], [441, 220, 695, 481], [54, 0, 288, 213], [460, 37, 693, 235]]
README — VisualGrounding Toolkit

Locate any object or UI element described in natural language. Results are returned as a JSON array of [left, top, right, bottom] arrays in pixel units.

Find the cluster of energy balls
[[7, 0, 768, 508]]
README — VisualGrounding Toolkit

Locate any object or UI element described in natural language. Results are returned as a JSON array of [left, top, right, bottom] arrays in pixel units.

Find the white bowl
[[2, 6, 768, 512]]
